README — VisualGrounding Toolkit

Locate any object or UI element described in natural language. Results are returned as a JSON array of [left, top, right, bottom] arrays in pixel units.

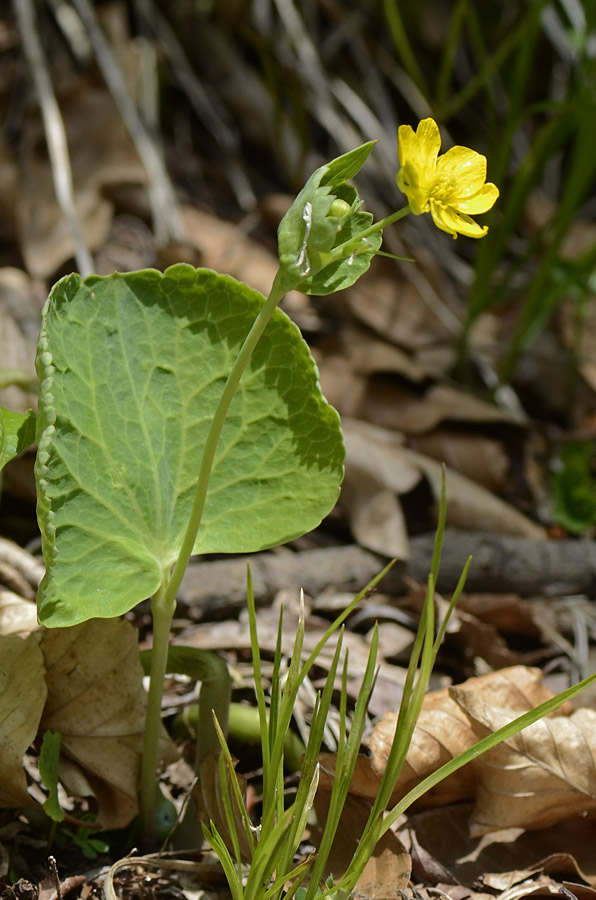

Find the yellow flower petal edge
[[396, 118, 499, 239]]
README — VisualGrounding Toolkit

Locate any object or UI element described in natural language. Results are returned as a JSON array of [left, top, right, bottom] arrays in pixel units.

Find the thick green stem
[[163, 268, 288, 609], [140, 579, 176, 847]]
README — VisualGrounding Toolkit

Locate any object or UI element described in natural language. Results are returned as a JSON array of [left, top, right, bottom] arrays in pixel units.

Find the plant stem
[[163, 268, 288, 609], [358, 204, 411, 238], [140, 576, 176, 847], [140, 268, 288, 845]]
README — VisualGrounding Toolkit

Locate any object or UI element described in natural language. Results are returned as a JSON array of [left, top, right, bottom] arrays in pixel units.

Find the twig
[[69, 0, 185, 245], [48, 857, 62, 900], [13, 0, 94, 276]]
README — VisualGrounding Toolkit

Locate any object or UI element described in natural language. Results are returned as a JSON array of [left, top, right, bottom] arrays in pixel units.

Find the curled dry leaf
[[0, 633, 46, 808], [319, 667, 565, 813], [0, 591, 39, 637], [39, 618, 177, 829], [451, 686, 596, 834]]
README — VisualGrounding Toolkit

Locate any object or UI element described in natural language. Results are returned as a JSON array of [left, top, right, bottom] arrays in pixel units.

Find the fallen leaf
[[405, 581, 527, 670], [0, 633, 46, 807], [451, 686, 596, 833], [0, 268, 40, 414], [365, 381, 525, 436], [313, 791, 410, 900], [345, 257, 456, 361], [406, 802, 596, 888], [408, 428, 511, 495], [319, 667, 566, 813], [39, 618, 177, 829], [0, 591, 38, 637], [2, 71, 146, 279], [456, 594, 541, 640], [195, 750, 253, 862], [342, 418, 546, 545]]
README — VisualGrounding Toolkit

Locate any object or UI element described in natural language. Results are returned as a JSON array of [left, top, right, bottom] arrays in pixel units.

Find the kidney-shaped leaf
[[36, 265, 344, 626]]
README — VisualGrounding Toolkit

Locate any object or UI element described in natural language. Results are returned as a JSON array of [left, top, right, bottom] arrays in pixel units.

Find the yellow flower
[[396, 118, 499, 239]]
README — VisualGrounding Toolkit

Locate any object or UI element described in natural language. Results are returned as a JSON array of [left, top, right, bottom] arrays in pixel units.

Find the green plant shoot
[[4, 120, 502, 846]]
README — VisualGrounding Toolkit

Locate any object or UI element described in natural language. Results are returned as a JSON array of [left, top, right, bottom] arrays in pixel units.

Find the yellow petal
[[396, 163, 431, 215], [430, 202, 489, 239], [457, 182, 499, 214], [398, 118, 441, 170], [437, 146, 488, 198]]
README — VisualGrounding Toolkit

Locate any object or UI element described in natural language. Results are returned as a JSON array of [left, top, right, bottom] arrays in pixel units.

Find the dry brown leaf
[[0, 268, 40, 414], [341, 473, 413, 560], [194, 750, 253, 862], [39, 618, 177, 829], [320, 667, 564, 814], [408, 429, 510, 495], [316, 354, 369, 422], [341, 419, 419, 559], [365, 382, 524, 436], [406, 802, 596, 889], [451, 686, 596, 834], [345, 257, 456, 360], [342, 417, 546, 541], [456, 594, 541, 639], [344, 325, 429, 382], [0, 591, 39, 637], [4, 81, 146, 278], [0, 633, 46, 808], [313, 792, 410, 900], [367, 684, 477, 808], [404, 581, 526, 670]]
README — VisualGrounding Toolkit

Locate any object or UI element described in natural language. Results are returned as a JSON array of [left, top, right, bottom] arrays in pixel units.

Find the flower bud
[[327, 198, 352, 219]]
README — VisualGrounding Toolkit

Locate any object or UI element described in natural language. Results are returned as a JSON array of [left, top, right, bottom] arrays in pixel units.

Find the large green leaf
[[36, 265, 344, 627], [0, 406, 36, 472]]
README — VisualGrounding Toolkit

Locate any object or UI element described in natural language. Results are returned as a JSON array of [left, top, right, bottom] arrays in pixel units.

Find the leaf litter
[[2, 1, 596, 898]]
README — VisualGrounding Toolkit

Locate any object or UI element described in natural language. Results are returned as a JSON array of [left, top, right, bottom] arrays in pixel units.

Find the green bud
[[327, 198, 352, 219]]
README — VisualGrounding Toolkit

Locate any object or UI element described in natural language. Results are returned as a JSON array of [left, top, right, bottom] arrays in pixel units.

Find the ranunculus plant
[[10, 120, 582, 883]]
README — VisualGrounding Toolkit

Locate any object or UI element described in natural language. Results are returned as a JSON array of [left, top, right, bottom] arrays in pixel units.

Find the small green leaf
[[39, 730, 64, 822], [552, 439, 596, 534], [36, 265, 344, 627], [320, 142, 377, 185], [278, 143, 380, 295], [0, 407, 36, 472]]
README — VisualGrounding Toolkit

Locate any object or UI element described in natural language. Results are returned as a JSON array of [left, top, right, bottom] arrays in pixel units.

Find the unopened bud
[[328, 198, 351, 219]]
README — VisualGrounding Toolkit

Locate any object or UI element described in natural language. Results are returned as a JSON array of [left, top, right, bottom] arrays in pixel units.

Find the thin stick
[[70, 0, 185, 245], [13, 0, 94, 276]]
